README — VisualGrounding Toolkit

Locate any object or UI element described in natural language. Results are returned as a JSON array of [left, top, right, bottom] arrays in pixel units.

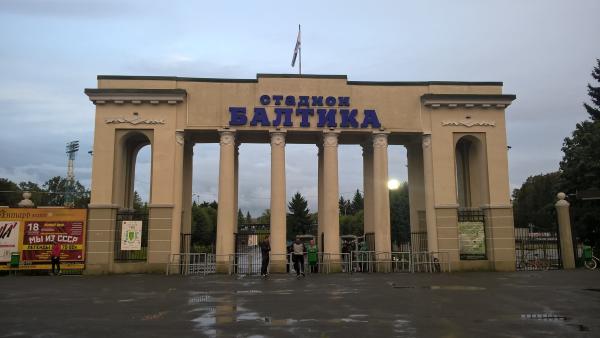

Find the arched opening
[[113, 130, 152, 208], [455, 135, 488, 208], [113, 130, 152, 262]]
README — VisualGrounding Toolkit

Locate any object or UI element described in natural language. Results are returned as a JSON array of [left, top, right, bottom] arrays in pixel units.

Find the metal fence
[[167, 250, 451, 275], [234, 229, 270, 275], [515, 228, 562, 271], [114, 210, 148, 261]]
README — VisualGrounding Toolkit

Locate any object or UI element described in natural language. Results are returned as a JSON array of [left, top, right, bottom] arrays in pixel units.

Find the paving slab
[[1, 270, 599, 337]]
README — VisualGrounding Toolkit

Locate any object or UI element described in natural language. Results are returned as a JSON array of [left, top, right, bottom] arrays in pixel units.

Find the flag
[[291, 26, 301, 67]]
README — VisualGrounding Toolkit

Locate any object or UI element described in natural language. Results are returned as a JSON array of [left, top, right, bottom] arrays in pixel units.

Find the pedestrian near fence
[[307, 239, 318, 273], [260, 236, 270, 277], [292, 236, 305, 278]]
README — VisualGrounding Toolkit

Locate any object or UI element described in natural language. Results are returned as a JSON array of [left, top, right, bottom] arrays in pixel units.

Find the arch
[[454, 134, 489, 208], [113, 130, 153, 208]]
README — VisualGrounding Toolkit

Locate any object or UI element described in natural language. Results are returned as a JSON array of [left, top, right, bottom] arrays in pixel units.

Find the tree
[[42, 176, 89, 208], [512, 172, 561, 230], [559, 59, 600, 247], [237, 209, 245, 225], [0, 178, 19, 206], [338, 196, 351, 215], [257, 209, 270, 224], [191, 202, 218, 253], [350, 189, 364, 215], [18, 181, 44, 206], [390, 182, 410, 246], [245, 211, 252, 224], [133, 191, 147, 212], [287, 192, 312, 239], [583, 58, 600, 121]]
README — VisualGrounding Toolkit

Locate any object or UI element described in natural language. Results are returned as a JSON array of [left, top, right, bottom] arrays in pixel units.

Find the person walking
[[292, 236, 305, 278], [307, 239, 318, 273], [260, 236, 271, 277], [50, 240, 61, 276]]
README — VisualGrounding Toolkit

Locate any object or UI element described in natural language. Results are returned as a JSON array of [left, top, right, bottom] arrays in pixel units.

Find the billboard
[[0, 208, 87, 269], [0, 221, 20, 262]]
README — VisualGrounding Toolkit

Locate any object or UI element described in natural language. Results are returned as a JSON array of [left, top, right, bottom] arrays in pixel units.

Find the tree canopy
[[558, 59, 600, 246]]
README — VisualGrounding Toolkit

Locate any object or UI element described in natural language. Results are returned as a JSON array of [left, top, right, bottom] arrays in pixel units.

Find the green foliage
[[133, 191, 148, 213], [350, 189, 364, 214], [191, 202, 217, 252], [43, 176, 89, 207], [257, 209, 270, 224], [0, 178, 20, 206], [237, 208, 244, 225], [339, 196, 351, 215], [559, 59, 600, 247], [390, 182, 410, 245], [0, 176, 89, 208], [583, 58, 600, 121], [287, 192, 312, 239], [340, 210, 363, 236], [512, 172, 561, 230], [245, 211, 252, 224]]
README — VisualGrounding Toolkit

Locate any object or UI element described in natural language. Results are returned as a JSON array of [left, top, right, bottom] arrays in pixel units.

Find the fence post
[[555, 192, 575, 269]]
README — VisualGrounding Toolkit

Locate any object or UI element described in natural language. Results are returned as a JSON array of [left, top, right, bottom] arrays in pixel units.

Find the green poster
[[458, 221, 486, 260]]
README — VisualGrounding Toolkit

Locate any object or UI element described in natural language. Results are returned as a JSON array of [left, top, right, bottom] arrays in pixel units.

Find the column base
[[269, 259, 288, 273], [216, 261, 231, 274]]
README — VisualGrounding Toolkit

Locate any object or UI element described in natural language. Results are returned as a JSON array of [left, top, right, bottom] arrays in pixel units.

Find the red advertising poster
[[22, 221, 85, 262]]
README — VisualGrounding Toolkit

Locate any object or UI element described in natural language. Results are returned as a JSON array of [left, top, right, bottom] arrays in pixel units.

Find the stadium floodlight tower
[[64, 140, 79, 207]]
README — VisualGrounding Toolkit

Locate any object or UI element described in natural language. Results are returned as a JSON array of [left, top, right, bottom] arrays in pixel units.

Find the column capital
[[323, 130, 340, 147], [269, 130, 286, 147], [372, 131, 389, 148], [218, 129, 236, 146], [422, 133, 432, 149], [175, 129, 185, 146]]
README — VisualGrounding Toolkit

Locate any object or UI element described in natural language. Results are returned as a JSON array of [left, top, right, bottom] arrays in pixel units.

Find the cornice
[[421, 94, 516, 109], [84, 88, 187, 105]]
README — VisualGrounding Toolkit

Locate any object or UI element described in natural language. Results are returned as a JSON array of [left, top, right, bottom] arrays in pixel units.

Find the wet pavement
[[1, 270, 599, 337]]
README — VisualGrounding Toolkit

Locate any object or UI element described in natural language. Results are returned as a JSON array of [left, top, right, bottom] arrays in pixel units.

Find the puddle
[[235, 290, 263, 294], [429, 285, 486, 291], [584, 288, 600, 292], [117, 298, 135, 303], [389, 283, 485, 291], [520, 313, 590, 332]]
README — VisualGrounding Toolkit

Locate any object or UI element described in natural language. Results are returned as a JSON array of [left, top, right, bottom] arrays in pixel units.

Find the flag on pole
[[291, 25, 301, 67]]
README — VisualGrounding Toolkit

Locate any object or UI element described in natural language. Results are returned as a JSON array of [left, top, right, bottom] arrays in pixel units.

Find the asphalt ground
[[1, 270, 599, 338]]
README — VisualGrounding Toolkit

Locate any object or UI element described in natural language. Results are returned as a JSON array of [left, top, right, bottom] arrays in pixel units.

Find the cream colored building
[[84, 73, 516, 274]]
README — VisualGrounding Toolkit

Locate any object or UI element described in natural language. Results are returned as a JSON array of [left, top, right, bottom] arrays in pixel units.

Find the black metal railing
[[515, 227, 562, 270]]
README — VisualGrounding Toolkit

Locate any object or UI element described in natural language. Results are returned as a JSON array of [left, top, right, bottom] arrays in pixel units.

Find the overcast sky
[[0, 0, 599, 216]]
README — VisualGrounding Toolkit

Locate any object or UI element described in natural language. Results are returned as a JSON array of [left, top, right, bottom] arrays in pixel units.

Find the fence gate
[[234, 224, 270, 275], [515, 227, 562, 271]]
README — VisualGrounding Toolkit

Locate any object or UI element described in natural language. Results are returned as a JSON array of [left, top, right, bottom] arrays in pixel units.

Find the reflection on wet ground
[[3, 270, 600, 337]]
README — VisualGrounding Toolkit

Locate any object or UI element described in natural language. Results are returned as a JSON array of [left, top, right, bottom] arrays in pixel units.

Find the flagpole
[[299, 24, 302, 76]]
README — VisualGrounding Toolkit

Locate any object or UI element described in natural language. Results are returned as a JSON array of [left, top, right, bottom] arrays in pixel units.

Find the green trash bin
[[10, 252, 19, 268], [583, 245, 593, 260]]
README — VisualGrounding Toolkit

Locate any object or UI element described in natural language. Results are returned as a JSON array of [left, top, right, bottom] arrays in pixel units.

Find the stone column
[[233, 142, 240, 232], [317, 145, 324, 252], [169, 130, 186, 257], [372, 132, 392, 256], [322, 131, 341, 266], [555, 192, 575, 269], [406, 142, 425, 233], [270, 131, 287, 272], [216, 130, 236, 272], [362, 141, 374, 235], [181, 140, 194, 254], [422, 134, 438, 253]]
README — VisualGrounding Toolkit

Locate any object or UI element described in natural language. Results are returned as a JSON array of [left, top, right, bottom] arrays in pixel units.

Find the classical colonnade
[[212, 129, 438, 272]]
